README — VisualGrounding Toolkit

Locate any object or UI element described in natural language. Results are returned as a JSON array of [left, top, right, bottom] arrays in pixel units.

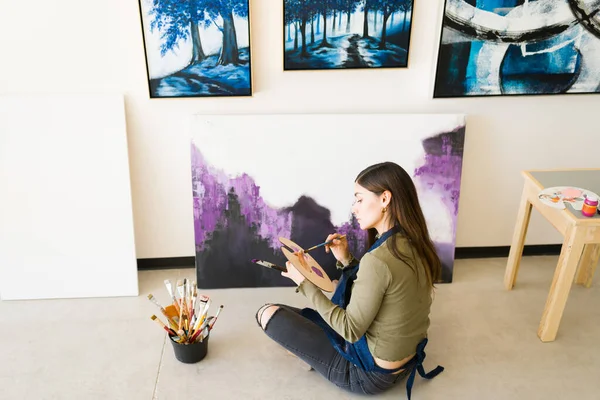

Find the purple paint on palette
[[311, 267, 324, 278]]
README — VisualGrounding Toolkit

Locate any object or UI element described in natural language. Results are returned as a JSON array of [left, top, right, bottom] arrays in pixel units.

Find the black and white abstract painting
[[434, 0, 600, 97]]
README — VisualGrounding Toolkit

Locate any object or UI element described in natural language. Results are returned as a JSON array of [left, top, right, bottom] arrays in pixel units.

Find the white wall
[[2, 0, 599, 259]]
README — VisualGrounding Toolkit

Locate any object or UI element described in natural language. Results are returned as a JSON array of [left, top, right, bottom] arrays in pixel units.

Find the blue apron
[[300, 226, 444, 399]]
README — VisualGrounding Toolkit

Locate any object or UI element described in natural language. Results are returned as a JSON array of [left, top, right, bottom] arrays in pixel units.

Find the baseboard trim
[[137, 257, 195, 270], [454, 244, 562, 259], [136, 245, 562, 270]]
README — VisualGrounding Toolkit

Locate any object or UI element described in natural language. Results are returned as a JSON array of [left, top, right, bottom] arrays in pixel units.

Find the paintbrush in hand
[[251, 259, 287, 273], [303, 235, 347, 253]]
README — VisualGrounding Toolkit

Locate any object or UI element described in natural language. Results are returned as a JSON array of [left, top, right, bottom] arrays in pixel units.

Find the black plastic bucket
[[169, 332, 209, 364]]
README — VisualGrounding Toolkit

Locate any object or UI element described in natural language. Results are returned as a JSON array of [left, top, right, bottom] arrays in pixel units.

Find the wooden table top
[[527, 169, 600, 220]]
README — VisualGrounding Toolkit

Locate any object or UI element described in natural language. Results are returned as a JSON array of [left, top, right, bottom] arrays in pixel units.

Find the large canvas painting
[[284, 0, 414, 70], [434, 0, 600, 98], [190, 114, 466, 289], [138, 0, 252, 98]]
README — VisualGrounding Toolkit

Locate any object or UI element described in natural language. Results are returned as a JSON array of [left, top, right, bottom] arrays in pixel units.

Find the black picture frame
[[432, 0, 600, 99], [283, 0, 415, 71], [137, 0, 253, 98]]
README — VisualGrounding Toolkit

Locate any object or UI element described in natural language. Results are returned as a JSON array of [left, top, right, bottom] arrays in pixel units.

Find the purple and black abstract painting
[[190, 114, 466, 288]]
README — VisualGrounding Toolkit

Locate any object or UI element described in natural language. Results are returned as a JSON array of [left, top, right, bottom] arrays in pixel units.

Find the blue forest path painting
[[284, 0, 414, 70], [139, 0, 252, 97]]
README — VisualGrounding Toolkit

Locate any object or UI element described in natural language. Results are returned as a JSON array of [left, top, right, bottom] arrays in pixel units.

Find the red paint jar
[[582, 195, 598, 217]]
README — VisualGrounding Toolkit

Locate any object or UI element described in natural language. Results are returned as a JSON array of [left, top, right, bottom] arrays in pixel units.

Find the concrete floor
[[0, 256, 598, 399]]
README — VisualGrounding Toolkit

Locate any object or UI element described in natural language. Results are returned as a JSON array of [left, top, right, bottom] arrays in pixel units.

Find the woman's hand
[[324, 233, 351, 265], [282, 261, 306, 286]]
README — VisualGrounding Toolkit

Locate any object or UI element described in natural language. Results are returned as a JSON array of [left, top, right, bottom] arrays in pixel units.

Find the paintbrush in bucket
[[151, 315, 177, 336], [164, 279, 180, 314], [147, 294, 178, 330]]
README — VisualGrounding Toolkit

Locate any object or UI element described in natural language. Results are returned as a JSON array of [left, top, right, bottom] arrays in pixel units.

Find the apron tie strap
[[405, 338, 444, 400]]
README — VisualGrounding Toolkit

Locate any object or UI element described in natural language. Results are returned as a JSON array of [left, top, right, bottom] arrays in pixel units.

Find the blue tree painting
[[284, 0, 414, 70], [434, 0, 600, 98], [138, 0, 252, 98]]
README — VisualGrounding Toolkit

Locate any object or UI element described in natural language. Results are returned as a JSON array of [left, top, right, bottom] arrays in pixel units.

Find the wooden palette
[[279, 237, 334, 292], [279, 237, 303, 253]]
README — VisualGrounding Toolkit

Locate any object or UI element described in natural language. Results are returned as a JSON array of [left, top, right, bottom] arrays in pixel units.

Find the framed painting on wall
[[433, 0, 600, 98], [190, 114, 466, 290], [138, 0, 252, 98], [283, 0, 415, 70]]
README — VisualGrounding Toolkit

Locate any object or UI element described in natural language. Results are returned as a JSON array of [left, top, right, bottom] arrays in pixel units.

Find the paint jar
[[581, 195, 598, 217], [169, 331, 209, 364]]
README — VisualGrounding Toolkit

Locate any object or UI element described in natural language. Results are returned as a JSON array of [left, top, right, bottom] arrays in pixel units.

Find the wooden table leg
[[537, 225, 585, 342], [575, 244, 600, 288], [504, 184, 533, 290]]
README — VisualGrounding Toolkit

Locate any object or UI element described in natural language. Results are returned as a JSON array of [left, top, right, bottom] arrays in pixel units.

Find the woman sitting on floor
[[256, 161, 444, 397]]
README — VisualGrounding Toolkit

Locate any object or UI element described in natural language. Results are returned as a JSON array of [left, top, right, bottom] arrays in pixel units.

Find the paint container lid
[[586, 195, 598, 204]]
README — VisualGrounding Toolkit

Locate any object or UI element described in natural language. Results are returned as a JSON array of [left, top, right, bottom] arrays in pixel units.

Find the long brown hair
[[355, 162, 442, 288]]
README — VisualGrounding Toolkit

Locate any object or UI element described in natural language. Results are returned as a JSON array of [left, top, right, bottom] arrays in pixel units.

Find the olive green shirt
[[297, 235, 432, 362]]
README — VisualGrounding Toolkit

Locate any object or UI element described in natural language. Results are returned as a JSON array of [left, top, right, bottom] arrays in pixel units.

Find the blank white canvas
[[0, 94, 138, 300]]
